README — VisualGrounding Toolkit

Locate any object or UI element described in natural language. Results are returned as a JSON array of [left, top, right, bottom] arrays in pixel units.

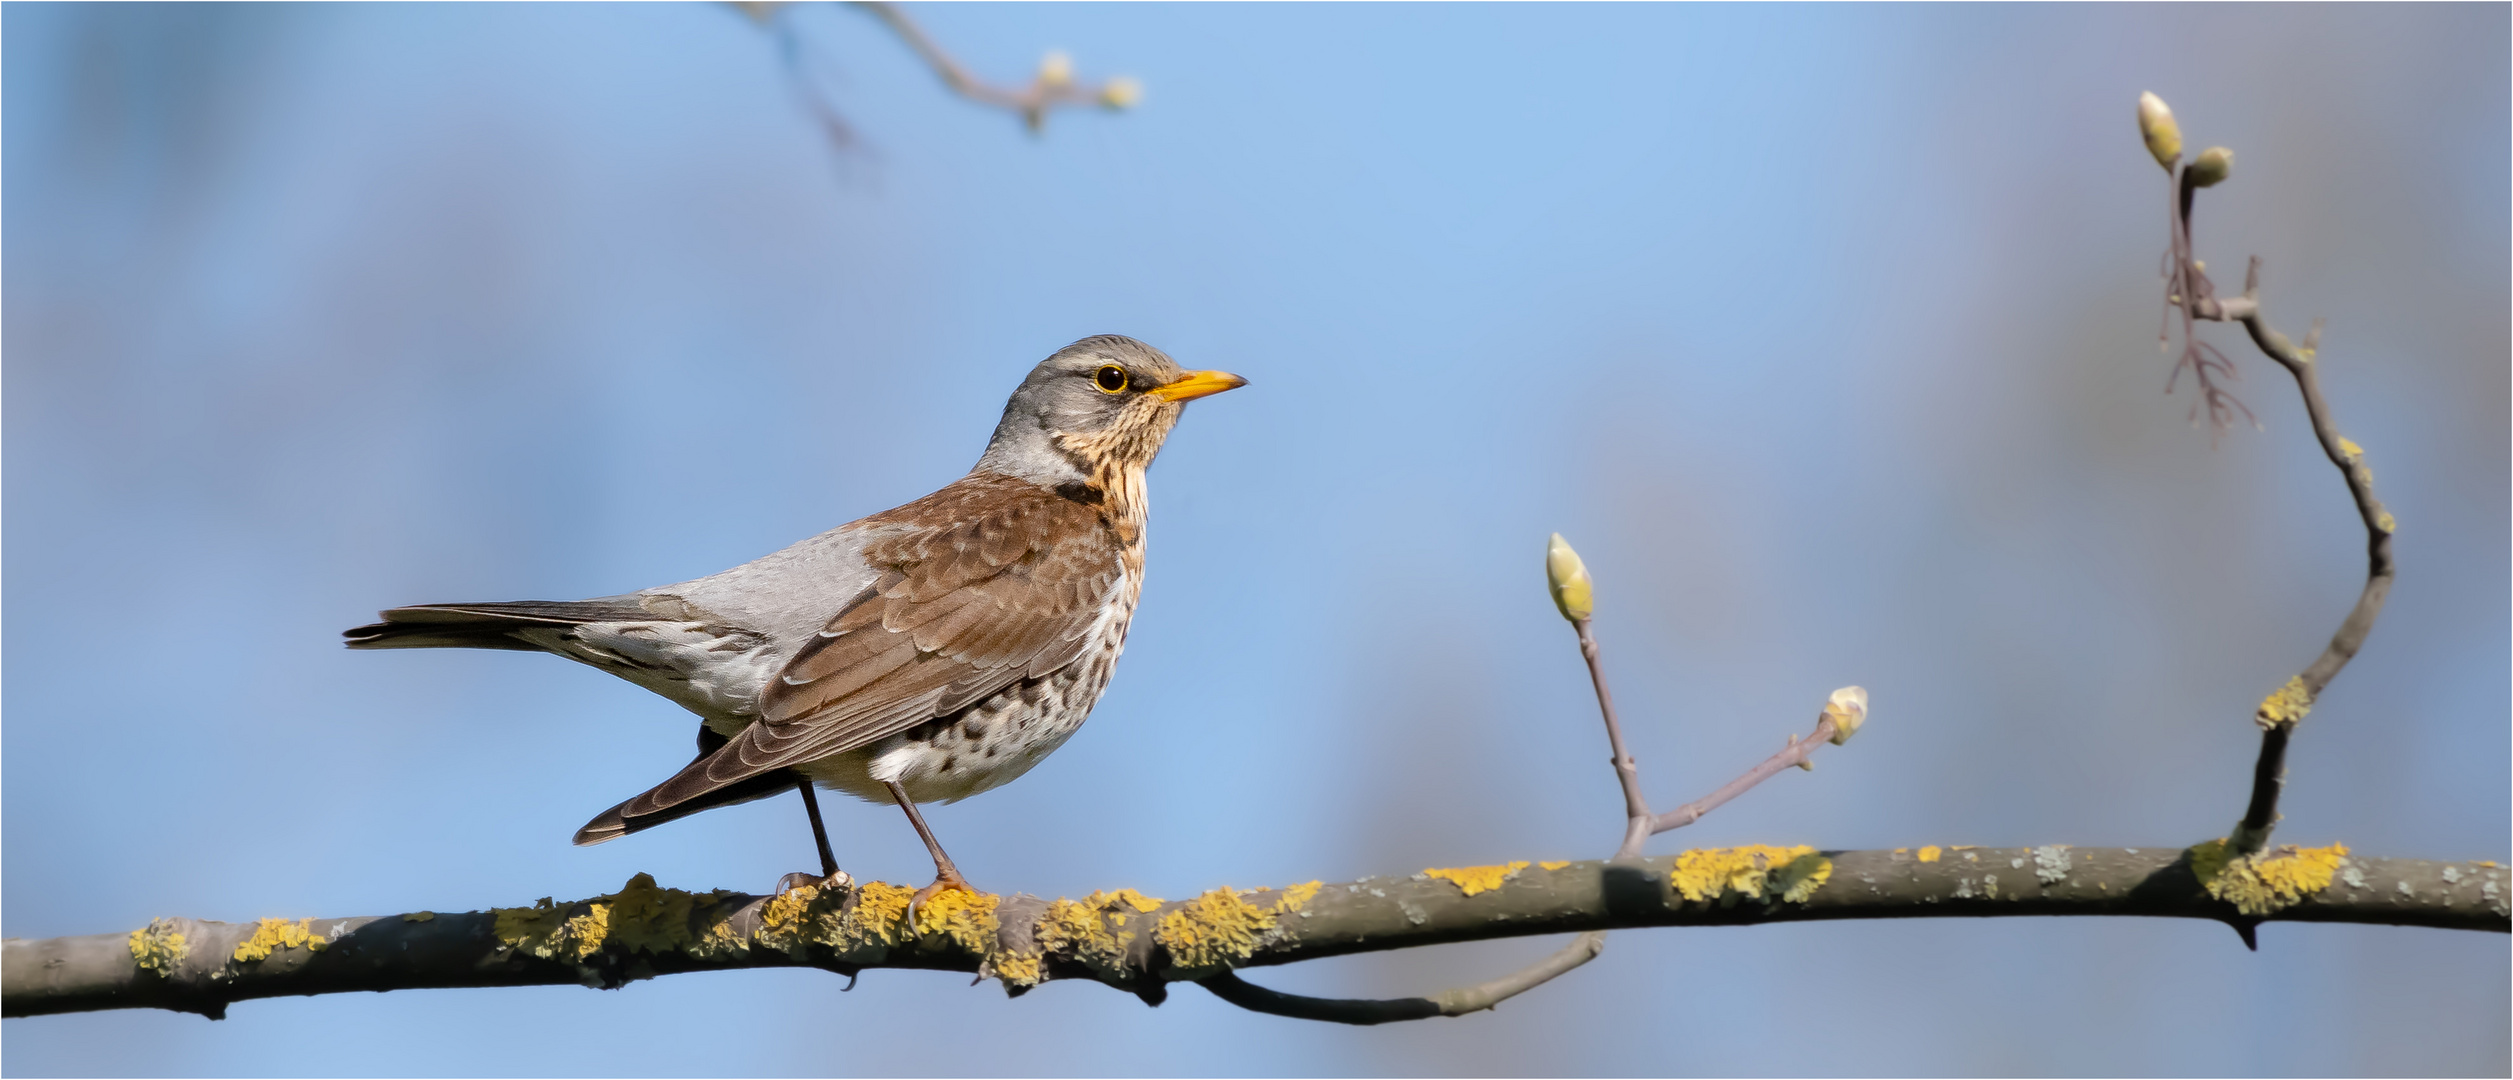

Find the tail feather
[[575, 764, 806, 846], [343, 599, 652, 650]]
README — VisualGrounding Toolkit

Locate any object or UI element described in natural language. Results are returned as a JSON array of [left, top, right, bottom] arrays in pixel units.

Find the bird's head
[[976, 335, 1245, 488]]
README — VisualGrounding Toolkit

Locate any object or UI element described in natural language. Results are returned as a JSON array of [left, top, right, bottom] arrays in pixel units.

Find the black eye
[[1092, 365, 1129, 393]]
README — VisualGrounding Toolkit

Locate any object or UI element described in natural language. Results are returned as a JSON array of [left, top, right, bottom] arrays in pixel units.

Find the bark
[[7, 847, 2501, 1020]]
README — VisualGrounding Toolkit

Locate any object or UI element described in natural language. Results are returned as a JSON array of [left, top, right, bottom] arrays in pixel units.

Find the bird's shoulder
[[855, 470, 1128, 609], [755, 471, 1129, 729]]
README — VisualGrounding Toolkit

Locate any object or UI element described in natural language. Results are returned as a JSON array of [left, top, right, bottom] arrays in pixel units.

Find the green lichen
[[491, 897, 590, 961]]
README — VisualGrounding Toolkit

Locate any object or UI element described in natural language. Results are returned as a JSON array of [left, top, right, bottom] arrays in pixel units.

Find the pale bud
[[1823, 686, 1868, 745], [1099, 76, 1143, 110], [1545, 533, 1594, 622], [2137, 92, 2182, 171], [1037, 51, 1074, 88], [2187, 146, 2233, 188]]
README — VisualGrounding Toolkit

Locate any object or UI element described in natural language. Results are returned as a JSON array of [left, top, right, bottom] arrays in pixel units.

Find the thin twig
[[2163, 167, 2255, 437], [848, 1, 1131, 133], [2187, 256, 2396, 855], [1651, 715, 1837, 834], [731, 2, 1137, 146], [1196, 609, 1661, 1022], [1576, 618, 1657, 860], [1197, 933, 1606, 1026]]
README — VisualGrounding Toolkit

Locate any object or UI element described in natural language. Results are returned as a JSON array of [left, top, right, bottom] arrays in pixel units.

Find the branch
[[737, 1, 1141, 140], [2149, 100, 2398, 857], [1198, 933, 1606, 1026], [1203, 544, 1869, 1024], [10, 849, 2499, 1020]]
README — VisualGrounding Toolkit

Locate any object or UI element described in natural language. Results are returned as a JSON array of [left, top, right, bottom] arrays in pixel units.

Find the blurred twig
[[735, 0, 1140, 144]]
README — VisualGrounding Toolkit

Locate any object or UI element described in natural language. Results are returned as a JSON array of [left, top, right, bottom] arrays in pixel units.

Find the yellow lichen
[[1424, 862, 1530, 897], [1670, 846, 1831, 905], [129, 919, 188, 976], [1273, 881, 1322, 913], [822, 882, 915, 959], [2376, 511, 2397, 534], [1081, 888, 1165, 914], [914, 888, 1001, 956], [991, 949, 1044, 987], [2189, 839, 2351, 916], [690, 912, 753, 961], [1918, 846, 1943, 863], [2255, 676, 2315, 730], [1538, 860, 1571, 871], [558, 906, 611, 961], [401, 911, 435, 923], [231, 918, 328, 963], [1037, 896, 1133, 977], [751, 884, 821, 953], [2337, 437, 2364, 463], [1155, 887, 1277, 974]]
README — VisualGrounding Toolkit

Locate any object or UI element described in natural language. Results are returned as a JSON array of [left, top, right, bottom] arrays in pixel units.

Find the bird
[[345, 336, 1244, 911]]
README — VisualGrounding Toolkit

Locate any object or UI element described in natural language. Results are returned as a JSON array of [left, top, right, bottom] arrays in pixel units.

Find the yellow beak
[[1147, 369, 1249, 403]]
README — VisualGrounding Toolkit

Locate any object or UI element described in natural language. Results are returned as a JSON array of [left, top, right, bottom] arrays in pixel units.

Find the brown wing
[[588, 474, 1122, 834]]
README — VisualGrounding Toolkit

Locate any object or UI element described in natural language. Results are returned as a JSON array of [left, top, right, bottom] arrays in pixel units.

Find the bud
[[2187, 145, 2233, 188], [1545, 533, 1594, 622], [1823, 686, 1868, 745], [1099, 76, 1143, 110], [1037, 51, 1074, 88], [2137, 92, 2182, 171]]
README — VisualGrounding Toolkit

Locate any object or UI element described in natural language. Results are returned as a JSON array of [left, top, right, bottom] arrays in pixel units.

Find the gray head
[[974, 335, 1245, 487]]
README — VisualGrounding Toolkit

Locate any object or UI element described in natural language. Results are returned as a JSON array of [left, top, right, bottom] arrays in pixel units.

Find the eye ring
[[1092, 364, 1129, 394]]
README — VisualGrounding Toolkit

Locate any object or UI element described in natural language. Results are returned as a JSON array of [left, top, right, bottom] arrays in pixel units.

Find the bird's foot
[[905, 869, 977, 936], [775, 869, 854, 897]]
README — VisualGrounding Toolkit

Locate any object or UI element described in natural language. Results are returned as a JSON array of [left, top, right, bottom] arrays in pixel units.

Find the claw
[[775, 868, 854, 897], [904, 869, 976, 936]]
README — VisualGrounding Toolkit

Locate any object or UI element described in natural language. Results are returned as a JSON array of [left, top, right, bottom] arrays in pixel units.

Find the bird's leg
[[775, 779, 848, 895], [887, 781, 975, 929]]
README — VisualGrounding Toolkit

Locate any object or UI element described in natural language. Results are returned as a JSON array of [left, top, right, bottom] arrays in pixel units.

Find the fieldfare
[[347, 336, 1244, 909]]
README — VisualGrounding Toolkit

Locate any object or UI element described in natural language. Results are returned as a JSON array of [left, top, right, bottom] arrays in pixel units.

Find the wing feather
[[603, 474, 1123, 828]]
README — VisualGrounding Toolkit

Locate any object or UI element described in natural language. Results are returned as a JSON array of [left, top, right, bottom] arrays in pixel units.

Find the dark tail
[[575, 726, 805, 846], [343, 599, 652, 651]]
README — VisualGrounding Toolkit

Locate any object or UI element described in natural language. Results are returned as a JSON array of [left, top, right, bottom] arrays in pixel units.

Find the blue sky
[[6, 4, 2505, 1075]]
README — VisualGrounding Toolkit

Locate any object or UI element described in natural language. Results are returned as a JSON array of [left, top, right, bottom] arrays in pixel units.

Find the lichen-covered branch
[[10, 847, 2500, 1021]]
